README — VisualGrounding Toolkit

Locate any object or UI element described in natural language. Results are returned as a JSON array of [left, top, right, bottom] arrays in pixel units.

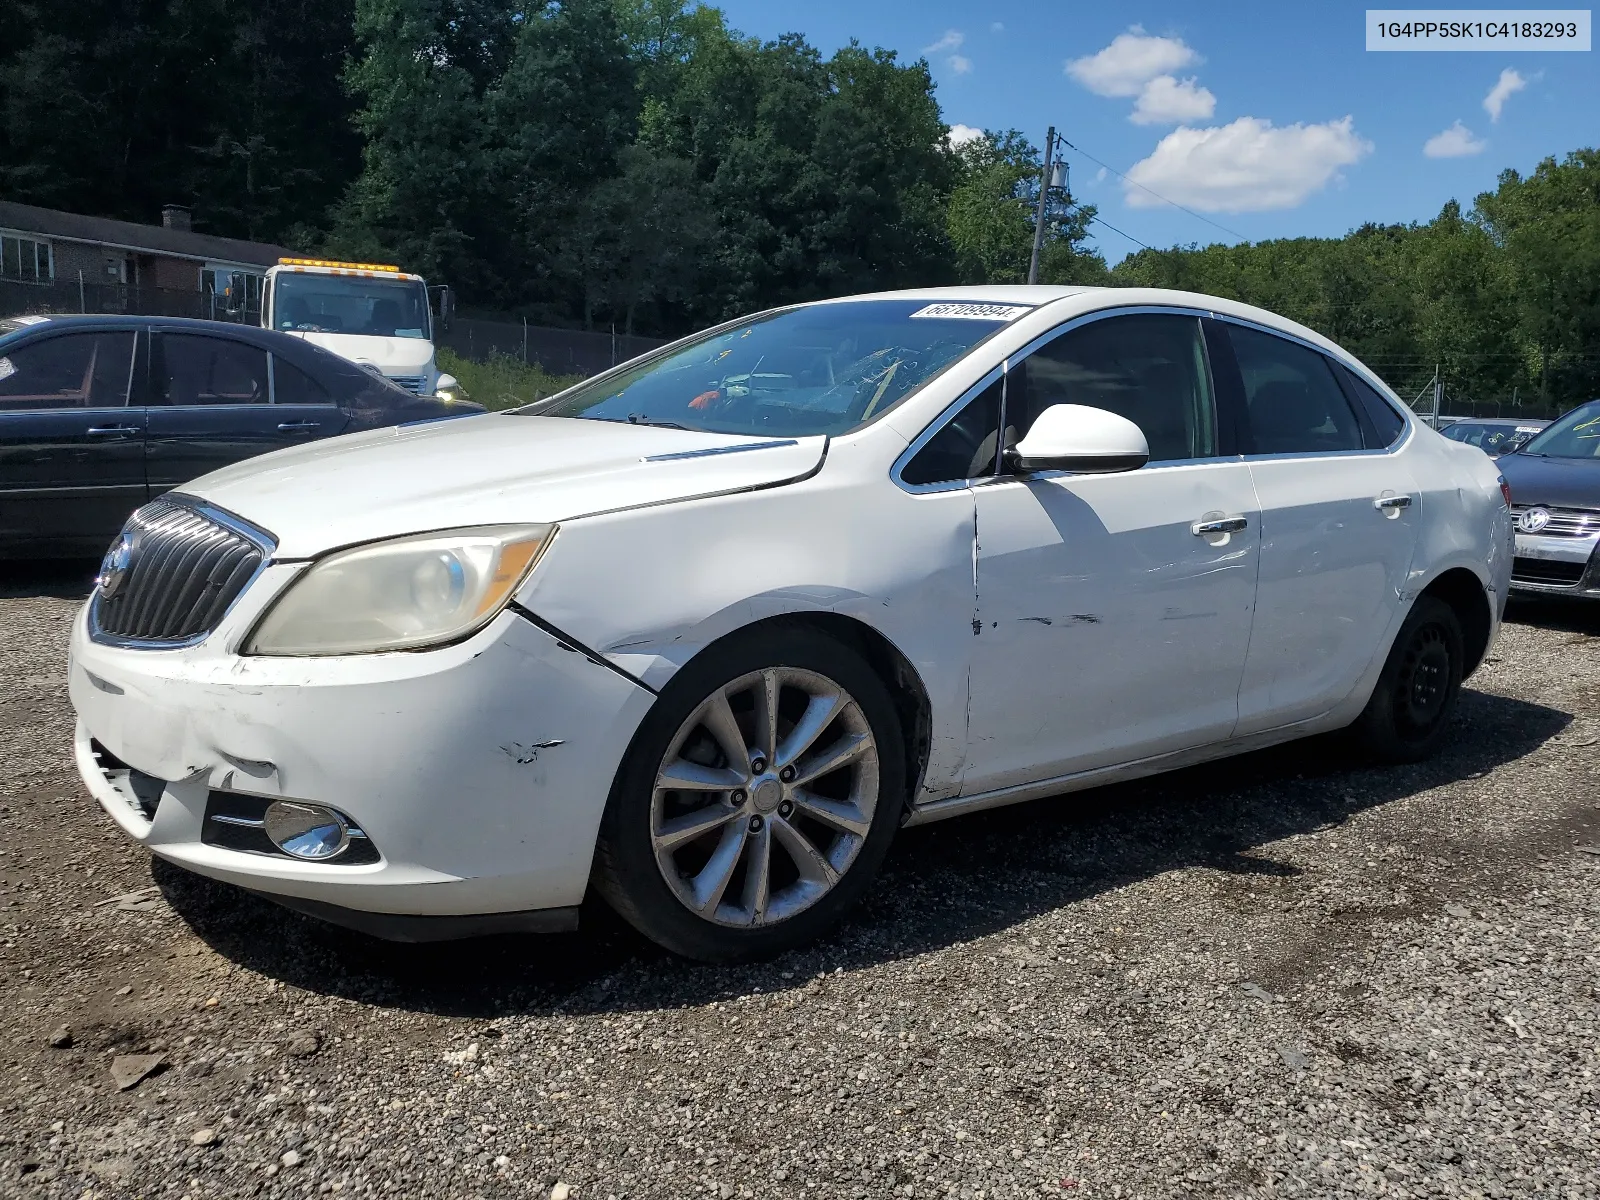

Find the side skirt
[[901, 714, 1346, 828]]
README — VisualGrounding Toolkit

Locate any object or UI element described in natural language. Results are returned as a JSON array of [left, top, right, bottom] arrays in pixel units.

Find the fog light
[[264, 801, 350, 861]]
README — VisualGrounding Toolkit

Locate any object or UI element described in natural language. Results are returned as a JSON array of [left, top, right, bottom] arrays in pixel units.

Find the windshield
[[1442, 421, 1544, 455], [1520, 404, 1600, 459], [528, 299, 1030, 437], [273, 273, 430, 340]]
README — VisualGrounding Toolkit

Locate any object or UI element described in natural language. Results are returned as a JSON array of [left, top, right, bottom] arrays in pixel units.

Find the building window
[[1, 233, 54, 283], [201, 266, 263, 309]]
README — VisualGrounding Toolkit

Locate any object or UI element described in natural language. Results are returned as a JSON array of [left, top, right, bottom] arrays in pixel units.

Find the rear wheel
[[593, 626, 904, 961], [1350, 596, 1464, 762]]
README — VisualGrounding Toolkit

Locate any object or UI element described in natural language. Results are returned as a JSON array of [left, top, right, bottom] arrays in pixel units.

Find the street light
[[1028, 128, 1069, 286]]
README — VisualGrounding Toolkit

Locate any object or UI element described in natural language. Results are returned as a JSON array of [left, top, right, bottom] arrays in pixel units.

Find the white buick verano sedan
[[69, 287, 1513, 960]]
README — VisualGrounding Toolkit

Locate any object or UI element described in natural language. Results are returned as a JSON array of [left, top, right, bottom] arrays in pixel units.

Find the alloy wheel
[[650, 667, 880, 928]]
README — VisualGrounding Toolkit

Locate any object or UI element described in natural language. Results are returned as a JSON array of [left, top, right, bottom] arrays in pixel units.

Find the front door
[[146, 330, 286, 495], [962, 312, 1262, 795], [1216, 320, 1422, 733], [0, 328, 145, 555]]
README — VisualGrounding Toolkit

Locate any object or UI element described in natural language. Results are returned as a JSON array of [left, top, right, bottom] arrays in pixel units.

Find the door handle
[[276, 421, 321, 432], [1374, 494, 1413, 511], [1191, 515, 1249, 536], [86, 425, 140, 438]]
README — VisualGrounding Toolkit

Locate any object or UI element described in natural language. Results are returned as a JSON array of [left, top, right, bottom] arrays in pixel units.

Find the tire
[[592, 625, 905, 961], [1349, 596, 1464, 763]]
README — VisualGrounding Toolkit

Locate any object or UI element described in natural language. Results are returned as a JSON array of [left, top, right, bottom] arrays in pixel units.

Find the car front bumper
[[68, 566, 656, 926], [1510, 531, 1600, 600]]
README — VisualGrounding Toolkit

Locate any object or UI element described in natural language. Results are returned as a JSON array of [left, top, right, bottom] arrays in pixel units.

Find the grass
[[436, 347, 584, 411]]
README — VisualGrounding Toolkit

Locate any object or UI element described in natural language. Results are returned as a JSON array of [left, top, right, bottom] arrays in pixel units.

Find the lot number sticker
[[910, 302, 1034, 321]]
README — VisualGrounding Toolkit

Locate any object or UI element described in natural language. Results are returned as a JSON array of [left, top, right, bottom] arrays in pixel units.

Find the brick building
[[0, 200, 296, 312]]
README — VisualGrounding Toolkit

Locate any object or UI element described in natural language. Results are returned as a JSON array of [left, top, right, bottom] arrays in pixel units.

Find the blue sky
[[715, 0, 1600, 263]]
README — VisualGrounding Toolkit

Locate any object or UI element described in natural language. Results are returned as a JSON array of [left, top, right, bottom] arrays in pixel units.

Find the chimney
[[161, 205, 191, 232]]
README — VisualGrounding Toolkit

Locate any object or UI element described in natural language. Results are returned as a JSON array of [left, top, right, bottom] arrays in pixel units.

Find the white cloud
[[1066, 27, 1200, 97], [1423, 120, 1487, 158], [990, 21, 1004, 33], [1130, 75, 1216, 125], [1124, 115, 1373, 213], [1483, 68, 1527, 122], [946, 123, 984, 148], [948, 54, 972, 75], [923, 29, 964, 55]]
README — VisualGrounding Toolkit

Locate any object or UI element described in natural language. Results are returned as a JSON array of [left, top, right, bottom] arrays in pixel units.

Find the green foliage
[[0, 0, 1593, 411], [435, 347, 581, 410]]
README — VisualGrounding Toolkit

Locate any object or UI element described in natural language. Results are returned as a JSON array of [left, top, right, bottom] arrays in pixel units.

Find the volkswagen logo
[[1518, 507, 1552, 534], [97, 534, 133, 599]]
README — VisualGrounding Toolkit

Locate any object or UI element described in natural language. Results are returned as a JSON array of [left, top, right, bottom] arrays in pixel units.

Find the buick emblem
[[1517, 507, 1552, 534], [97, 534, 133, 599]]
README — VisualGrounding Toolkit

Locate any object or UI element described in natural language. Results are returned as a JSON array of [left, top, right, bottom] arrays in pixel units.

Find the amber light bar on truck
[[278, 257, 401, 273]]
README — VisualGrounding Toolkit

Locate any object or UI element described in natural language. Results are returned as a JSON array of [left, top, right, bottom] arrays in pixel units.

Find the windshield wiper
[[625, 414, 691, 430]]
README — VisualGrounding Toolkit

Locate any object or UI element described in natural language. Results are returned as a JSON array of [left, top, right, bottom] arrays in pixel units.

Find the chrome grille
[[387, 374, 428, 395], [1511, 504, 1600, 538], [90, 497, 273, 646]]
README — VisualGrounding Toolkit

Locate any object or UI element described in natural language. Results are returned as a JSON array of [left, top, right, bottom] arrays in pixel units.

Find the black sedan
[[0, 314, 481, 557], [1497, 399, 1600, 599]]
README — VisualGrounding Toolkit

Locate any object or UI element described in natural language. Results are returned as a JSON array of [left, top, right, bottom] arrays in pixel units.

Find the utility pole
[[1027, 126, 1056, 286]]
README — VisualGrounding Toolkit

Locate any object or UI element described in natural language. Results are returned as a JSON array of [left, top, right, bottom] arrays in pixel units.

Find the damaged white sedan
[[69, 287, 1512, 960]]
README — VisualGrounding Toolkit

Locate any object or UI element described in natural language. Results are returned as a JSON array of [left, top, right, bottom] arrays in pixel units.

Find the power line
[[1088, 213, 1150, 250], [1060, 136, 1251, 244]]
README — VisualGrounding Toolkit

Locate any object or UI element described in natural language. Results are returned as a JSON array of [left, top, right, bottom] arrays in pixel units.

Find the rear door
[[0, 327, 145, 555], [1214, 319, 1422, 734]]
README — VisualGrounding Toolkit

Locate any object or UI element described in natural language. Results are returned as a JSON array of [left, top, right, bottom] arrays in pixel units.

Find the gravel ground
[[2, 563, 1597, 1200]]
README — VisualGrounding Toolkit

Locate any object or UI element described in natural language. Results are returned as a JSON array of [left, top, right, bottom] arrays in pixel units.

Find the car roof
[[0, 313, 308, 353], [1449, 417, 1549, 427]]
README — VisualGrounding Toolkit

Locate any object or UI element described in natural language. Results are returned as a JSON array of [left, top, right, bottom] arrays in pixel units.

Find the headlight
[[244, 524, 554, 656]]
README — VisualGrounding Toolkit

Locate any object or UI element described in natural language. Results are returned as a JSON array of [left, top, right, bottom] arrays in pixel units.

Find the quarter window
[[271, 355, 334, 405], [1014, 313, 1217, 461], [1335, 364, 1405, 447], [0, 332, 134, 410], [157, 334, 269, 406], [1228, 325, 1365, 455], [901, 377, 1004, 485]]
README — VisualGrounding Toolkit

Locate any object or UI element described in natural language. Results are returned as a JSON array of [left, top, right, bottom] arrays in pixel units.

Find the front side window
[[1015, 313, 1217, 461], [157, 334, 269, 406], [273, 273, 430, 340], [1229, 325, 1365, 455], [531, 300, 1025, 438], [1521, 404, 1600, 459], [901, 377, 1004, 485], [0, 332, 133, 410]]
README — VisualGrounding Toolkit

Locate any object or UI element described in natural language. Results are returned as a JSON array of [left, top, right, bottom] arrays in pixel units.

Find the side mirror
[[1008, 403, 1149, 474]]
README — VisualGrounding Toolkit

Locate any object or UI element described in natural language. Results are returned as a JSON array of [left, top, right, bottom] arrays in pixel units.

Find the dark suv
[[0, 314, 480, 557]]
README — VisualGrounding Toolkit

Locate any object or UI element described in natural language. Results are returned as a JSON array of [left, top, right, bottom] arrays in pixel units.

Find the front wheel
[[592, 626, 905, 961], [1349, 596, 1464, 763]]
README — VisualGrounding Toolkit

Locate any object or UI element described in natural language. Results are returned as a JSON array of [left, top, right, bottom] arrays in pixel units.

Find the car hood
[[1497, 452, 1600, 511], [288, 332, 435, 375], [182, 415, 827, 558]]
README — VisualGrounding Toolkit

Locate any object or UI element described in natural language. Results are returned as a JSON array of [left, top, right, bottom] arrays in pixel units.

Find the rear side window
[[0, 332, 134, 410], [157, 334, 269, 406], [1228, 325, 1364, 455], [1336, 364, 1406, 447], [272, 355, 334, 405]]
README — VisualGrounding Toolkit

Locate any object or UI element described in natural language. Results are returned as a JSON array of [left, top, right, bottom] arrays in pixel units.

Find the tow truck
[[246, 258, 463, 401]]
